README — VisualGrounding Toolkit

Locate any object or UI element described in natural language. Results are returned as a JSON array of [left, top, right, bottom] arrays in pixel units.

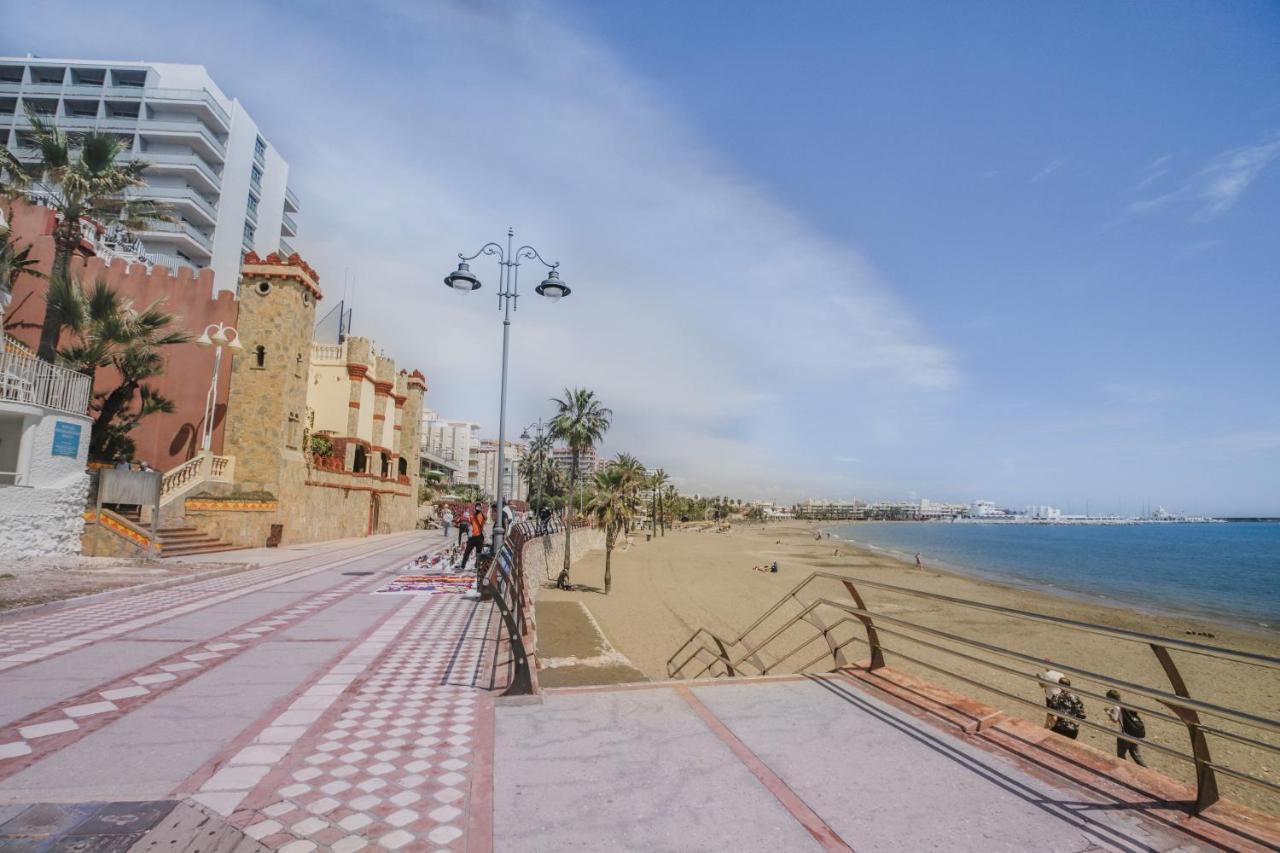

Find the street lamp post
[[195, 322, 243, 453], [520, 417, 549, 519], [443, 229, 570, 569]]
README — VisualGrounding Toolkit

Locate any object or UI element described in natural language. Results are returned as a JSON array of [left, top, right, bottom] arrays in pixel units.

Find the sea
[[828, 521, 1280, 630]]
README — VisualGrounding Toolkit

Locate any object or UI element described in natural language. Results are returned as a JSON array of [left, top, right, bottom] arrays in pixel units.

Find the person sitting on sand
[[1045, 676, 1086, 739], [1106, 689, 1148, 766]]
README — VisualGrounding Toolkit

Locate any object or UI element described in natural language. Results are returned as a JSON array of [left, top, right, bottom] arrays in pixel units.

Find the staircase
[[156, 522, 240, 558]]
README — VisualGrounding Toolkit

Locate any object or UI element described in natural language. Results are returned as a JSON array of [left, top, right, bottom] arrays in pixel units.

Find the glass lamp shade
[[211, 329, 230, 346], [444, 261, 482, 292], [195, 332, 213, 348], [226, 333, 244, 350], [536, 269, 570, 301]]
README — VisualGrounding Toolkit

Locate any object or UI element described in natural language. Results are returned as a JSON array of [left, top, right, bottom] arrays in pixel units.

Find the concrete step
[[161, 542, 244, 557]]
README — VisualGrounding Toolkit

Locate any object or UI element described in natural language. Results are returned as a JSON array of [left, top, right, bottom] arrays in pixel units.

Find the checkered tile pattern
[[0, 537, 418, 671], [231, 593, 505, 851]]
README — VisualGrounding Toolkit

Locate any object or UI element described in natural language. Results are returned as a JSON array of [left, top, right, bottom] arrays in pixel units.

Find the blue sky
[[6, 1, 1278, 514]]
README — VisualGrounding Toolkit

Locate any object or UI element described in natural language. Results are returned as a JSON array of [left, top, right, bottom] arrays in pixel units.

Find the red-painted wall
[[3, 200, 238, 471]]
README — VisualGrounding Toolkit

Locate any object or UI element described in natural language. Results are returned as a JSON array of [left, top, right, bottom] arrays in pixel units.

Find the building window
[[250, 165, 263, 190], [243, 221, 256, 246], [286, 412, 301, 449], [255, 280, 271, 296], [398, 458, 408, 478], [247, 193, 259, 214], [254, 136, 266, 159], [353, 445, 367, 474], [254, 345, 266, 368], [295, 353, 303, 378]]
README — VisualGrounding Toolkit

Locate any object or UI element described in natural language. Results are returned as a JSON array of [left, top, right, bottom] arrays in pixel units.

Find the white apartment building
[[420, 410, 481, 486], [551, 445, 604, 482], [476, 439, 528, 503], [0, 57, 298, 289]]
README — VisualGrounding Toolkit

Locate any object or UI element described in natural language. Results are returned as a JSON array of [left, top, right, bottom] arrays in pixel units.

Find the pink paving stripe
[[675, 685, 855, 853], [0, 535, 423, 672], [0, 569, 392, 781]]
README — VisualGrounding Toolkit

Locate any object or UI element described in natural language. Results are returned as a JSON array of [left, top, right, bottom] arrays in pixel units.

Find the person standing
[[501, 499, 515, 532], [915, 552, 923, 569], [1046, 676, 1086, 739], [457, 505, 469, 547], [442, 507, 454, 538], [459, 501, 487, 573], [1106, 689, 1148, 766]]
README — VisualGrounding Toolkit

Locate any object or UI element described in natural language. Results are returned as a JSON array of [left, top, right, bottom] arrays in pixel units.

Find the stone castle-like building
[[181, 252, 426, 547]]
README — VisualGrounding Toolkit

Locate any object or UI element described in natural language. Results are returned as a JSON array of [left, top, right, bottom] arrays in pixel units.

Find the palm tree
[[518, 432, 556, 514], [585, 466, 633, 594], [663, 485, 678, 533], [611, 452, 646, 532], [5, 109, 169, 361], [648, 468, 670, 535], [549, 387, 612, 588], [53, 275, 189, 460], [0, 220, 41, 328]]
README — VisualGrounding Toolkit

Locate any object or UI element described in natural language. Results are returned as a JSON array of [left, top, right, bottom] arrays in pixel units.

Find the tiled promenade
[[1, 530, 1274, 851], [0, 531, 510, 852]]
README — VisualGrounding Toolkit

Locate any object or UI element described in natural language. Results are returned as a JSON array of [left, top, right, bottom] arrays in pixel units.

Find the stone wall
[[0, 410, 92, 559], [521, 526, 607, 600]]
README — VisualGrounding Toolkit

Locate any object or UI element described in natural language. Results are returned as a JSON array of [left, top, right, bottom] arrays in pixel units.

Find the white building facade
[[0, 57, 298, 289], [420, 410, 481, 487], [476, 439, 528, 503], [0, 340, 93, 557]]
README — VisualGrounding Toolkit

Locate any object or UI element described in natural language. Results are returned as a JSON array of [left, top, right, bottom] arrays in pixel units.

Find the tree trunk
[[603, 528, 614, 594], [90, 379, 137, 460], [556, 449, 578, 589], [37, 224, 79, 362]]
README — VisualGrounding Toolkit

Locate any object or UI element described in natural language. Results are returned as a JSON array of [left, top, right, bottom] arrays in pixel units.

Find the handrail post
[[1149, 643, 1219, 813], [842, 580, 885, 670], [712, 635, 735, 677]]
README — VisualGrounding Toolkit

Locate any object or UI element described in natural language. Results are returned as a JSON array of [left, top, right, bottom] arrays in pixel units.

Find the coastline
[[538, 519, 1280, 813], [823, 523, 1279, 638]]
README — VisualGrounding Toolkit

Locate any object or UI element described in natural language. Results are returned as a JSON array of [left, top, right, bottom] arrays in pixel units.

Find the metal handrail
[[667, 570, 1280, 814]]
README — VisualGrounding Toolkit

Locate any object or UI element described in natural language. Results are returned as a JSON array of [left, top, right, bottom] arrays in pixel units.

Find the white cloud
[[1129, 136, 1280, 220], [1, 1, 957, 502]]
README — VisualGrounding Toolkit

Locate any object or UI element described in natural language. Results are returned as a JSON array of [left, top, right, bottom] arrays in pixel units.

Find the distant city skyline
[[5, 2, 1276, 515]]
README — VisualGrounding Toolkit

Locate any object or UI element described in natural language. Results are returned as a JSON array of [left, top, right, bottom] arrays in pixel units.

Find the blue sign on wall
[[51, 421, 82, 458]]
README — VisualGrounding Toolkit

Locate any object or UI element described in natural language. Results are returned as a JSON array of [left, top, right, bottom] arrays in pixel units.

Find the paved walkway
[[0, 530, 510, 852], [496, 677, 1274, 852]]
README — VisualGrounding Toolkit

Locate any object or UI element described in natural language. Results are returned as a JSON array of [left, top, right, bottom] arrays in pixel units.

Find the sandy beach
[[538, 520, 1280, 814]]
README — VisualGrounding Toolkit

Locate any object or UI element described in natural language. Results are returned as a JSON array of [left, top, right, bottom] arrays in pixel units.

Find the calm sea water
[[828, 522, 1280, 628]]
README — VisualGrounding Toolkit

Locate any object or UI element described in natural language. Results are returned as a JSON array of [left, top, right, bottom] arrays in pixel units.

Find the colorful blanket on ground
[[374, 574, 475, 595]]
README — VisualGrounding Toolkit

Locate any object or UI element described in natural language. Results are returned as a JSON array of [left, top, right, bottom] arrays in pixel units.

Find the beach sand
[[538, 520, 1280, 814]]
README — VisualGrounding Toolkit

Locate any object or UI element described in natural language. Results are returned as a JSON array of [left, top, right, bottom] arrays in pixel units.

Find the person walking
[[458, 501, 487, 574], [442, 507, 454, 538], [1045, 676, 1086, 739], [1106, 689, 1148, 766]]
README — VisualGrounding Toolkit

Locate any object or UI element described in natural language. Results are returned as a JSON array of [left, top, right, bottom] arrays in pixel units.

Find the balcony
[[136, 220, 213, 256], [128, 186, 219, 227], [281, 212, 298, 237], [138, 119, 226, 162], [0, 349, 92, 417], [279, 238, 296, 257], [311, 341, 347, 364], [138, 87, 230, 131], [133, 152, 222, 194], [284, 185, 300, 213]]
